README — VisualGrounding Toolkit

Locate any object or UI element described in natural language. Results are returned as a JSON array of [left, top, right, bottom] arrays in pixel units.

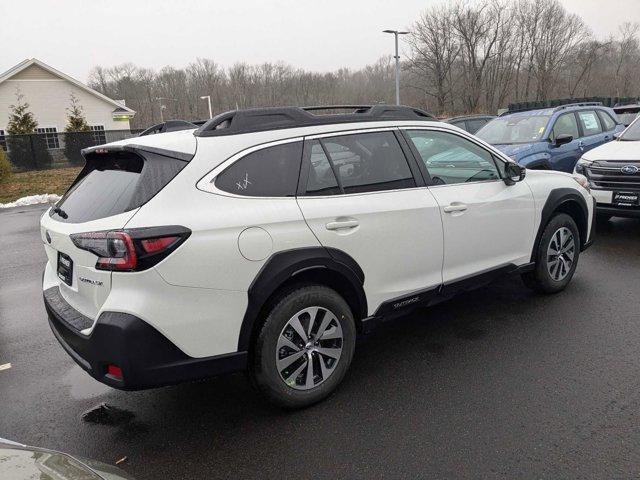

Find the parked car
[[574, 115, 640, 220], [0, 437, 134, 480], [444, 114, 495, 134], [41, 105, 594, 408], [613, 103, 640, 127], [476, 102, 624, 172]]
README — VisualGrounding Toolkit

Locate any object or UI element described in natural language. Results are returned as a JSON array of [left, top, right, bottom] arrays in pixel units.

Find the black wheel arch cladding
[[531, 187, 590, 262], [237, 247, 367, 352]]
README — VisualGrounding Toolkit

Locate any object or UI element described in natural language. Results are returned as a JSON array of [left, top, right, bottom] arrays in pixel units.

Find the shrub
[[0, 148, 11, 181]]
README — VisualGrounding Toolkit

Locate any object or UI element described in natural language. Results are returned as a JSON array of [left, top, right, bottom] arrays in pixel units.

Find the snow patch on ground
[[0, 194, 61, 209]]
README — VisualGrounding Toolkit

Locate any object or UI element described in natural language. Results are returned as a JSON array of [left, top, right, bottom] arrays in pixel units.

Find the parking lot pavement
[[1, 204, 640, 479]]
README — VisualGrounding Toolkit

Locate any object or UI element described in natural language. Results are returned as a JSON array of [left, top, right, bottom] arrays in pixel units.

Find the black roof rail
[[503, 98, 609, 116], [194, 105, 436, 137], [139, 120, 202, 136]]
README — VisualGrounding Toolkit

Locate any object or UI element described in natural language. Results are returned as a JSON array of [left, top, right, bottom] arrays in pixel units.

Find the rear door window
[[577, 111, 602, 136], [309, 131, 415, 194], [215, 141, 303, 197], [597, 111, 616, 131]]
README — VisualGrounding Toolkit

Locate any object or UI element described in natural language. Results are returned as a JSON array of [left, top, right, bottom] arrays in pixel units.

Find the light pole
[[155, 97, 177, 122], [200, 95, 213, 119], [383, 29, 409, 105]]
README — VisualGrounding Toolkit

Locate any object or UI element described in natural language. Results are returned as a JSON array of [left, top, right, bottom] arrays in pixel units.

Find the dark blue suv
[[476, 103, 624, 172]]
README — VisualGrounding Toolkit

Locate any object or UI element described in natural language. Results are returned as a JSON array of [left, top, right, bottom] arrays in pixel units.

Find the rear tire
[[522, 213, 580, 294], [250, 284, 356, 409]]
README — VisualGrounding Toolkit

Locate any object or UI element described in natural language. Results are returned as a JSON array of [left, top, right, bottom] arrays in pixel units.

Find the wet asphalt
[[1, 204, 640, 479]]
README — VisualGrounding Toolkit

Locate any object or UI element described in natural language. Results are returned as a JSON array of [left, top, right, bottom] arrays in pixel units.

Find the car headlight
[[573, 158, 592, 175], [572, 173, 590, 192]]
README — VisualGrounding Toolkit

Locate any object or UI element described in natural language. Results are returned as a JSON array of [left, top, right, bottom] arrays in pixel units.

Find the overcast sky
[[1, 0, 638, 82]]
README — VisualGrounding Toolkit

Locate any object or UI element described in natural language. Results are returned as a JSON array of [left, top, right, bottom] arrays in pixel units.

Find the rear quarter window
[[214, 141, 303, 197]]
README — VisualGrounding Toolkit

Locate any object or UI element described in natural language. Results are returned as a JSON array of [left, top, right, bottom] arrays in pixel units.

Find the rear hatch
[[41, 140, 194, 322]]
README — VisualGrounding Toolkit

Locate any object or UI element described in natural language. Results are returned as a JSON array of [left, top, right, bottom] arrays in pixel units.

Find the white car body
[[41, 106, 595, 393], [575, 135, 640, 217]]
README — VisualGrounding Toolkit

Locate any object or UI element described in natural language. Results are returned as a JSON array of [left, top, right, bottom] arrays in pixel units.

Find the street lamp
[[200, 95, 213, 119], [383, 29, 409, 105], [155, 97, 177, 122]]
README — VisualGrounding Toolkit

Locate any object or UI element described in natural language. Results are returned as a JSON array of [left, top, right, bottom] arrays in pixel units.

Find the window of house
[[597, 111, 616, 132], [36, 127, 60, 149], [551, 113, 579, 141], [215, 141, 303, 197], [0, 130, 6, 151], [90, 125, 106, 144], [577, 111, 602, 136], [309, 131, 415, 195], [407, 129, 501, 185]]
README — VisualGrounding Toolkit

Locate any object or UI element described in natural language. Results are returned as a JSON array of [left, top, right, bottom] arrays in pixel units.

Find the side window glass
[[597, 111, 616, 131], [577, 110, 602, 136], [407, 130, 500, 185], [305, 141, 340, 196], [467, 119, 488, 134], [551, 113, 579, 141], [215, 141, 302, 197], [317, 131, 415, 194]]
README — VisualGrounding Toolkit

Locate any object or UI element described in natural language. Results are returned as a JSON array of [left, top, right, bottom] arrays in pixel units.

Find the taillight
[[71, 226, 190, 272]]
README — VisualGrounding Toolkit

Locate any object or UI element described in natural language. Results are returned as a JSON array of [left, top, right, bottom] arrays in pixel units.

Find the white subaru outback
[[41, 105, 595, 408]]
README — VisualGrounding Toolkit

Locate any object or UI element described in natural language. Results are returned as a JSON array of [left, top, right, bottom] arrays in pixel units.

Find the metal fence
[[1, 129, 144, 172]]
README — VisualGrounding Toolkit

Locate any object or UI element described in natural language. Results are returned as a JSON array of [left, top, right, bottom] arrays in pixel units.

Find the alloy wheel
[[546, 227, 575, 281], [276, 306, 343, 390]]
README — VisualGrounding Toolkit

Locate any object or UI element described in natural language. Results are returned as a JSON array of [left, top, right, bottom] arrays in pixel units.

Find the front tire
[[522, 213, 580, 294], [250, 284, 356, 409]]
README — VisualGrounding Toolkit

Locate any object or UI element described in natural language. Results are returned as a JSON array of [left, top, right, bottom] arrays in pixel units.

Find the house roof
[[0, 58, 136, 116]]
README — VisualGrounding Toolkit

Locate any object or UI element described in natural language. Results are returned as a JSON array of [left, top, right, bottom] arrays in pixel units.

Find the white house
[[0, 58, 135, 149]]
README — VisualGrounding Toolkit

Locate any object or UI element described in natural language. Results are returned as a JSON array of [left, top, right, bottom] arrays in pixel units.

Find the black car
[[444, 114, 496, 134]]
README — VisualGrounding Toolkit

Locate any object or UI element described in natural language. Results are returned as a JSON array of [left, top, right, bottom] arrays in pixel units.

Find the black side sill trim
[[361, 262, 534, 334]]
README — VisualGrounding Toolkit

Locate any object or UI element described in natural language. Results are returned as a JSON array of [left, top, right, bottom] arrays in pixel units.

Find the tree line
[[87, 0, 639, 128]]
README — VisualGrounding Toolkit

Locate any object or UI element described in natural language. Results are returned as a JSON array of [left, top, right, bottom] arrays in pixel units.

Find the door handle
[[443, 203, 468, 213], [326, 219, 359, 230], [604, 135, 611, 141]]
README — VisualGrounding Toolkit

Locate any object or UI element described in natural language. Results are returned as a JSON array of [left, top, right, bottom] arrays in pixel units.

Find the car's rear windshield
[[617, 112, 640, 126], [619, 118, 640, 141], [50, 150, 186, 223], [476, 115, 550, 144]]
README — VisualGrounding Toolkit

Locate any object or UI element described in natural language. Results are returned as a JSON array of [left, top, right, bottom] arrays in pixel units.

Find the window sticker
[[580, 112, 599, 130]]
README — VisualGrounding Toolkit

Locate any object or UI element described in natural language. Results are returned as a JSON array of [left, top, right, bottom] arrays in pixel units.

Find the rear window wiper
[[53, 207, 68, 219]]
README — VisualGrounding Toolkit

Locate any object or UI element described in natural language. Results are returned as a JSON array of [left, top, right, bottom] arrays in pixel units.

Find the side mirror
[[504, 162, 526, 185], [554, 134, 573, 147]]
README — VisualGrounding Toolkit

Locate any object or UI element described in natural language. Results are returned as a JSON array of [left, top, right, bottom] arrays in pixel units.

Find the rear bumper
[[44, 286, 247, 390]]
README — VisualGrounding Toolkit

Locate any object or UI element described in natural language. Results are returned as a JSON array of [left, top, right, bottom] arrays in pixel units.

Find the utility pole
[[383, 29, 409, 105], [200, 95, 213, 119]]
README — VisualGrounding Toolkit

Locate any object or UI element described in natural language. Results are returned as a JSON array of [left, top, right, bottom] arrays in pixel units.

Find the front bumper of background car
[[591, 189, 640, 218]]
